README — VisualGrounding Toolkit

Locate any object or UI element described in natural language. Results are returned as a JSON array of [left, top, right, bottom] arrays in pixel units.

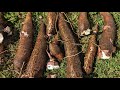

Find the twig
[[18, 61, 25, 78], [63, 51, 82, 59], [62, 12, 74, 30], [46, 50, 52, 59], [57, 39, 82, 46], [62, 12, 78, 35], [93, 42, 100, 48]]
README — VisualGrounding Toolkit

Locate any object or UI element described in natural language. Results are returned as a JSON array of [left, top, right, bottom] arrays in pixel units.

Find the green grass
[[0, 12, 120, 78]]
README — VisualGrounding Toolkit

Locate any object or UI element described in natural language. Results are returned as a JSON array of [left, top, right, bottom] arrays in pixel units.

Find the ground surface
[[0, 12, 120, 78]]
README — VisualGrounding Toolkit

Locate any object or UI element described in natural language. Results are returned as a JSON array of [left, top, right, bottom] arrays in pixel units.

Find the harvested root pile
[[46, 12, 64, 70], [97, 12, 116, 59], [0, 12, 118, 78], [13, 12, 34, 72], [21, 18, 47, 78], [58, 12, 83, 78]]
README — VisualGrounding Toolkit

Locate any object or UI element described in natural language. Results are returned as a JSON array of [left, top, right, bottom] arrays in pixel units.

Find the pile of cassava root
[[0, 12, 116, 78]]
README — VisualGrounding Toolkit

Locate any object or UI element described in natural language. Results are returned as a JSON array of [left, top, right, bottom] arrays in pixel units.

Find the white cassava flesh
[[0, 33, 4, 43], [101, 51, 110, 59], [21, 31, 29, 37]]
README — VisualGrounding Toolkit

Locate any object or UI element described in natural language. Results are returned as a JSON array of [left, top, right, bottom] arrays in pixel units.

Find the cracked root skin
[[23, 19, 47, 78], [98, 12, 116, 59], [58, 13, 82, 78], [13, 12, 34, 72]]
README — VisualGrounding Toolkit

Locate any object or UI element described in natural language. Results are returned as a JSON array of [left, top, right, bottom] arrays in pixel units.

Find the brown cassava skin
[[52, 33, 59, 44], [46, 12, 57, 36], [49, 34, 64, 62], [13, 12, 34, 72], [98, 12, 116, 58], [58, 13, 83, 78], [83, 24, 98, 74], [22, 19, 47, 78], [49, 42, 64, 62], [77, 12, 90, 36]]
